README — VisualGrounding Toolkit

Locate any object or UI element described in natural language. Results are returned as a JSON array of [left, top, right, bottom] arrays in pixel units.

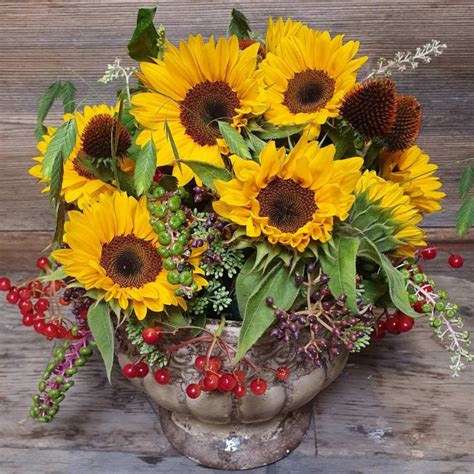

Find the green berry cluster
[[147, 184, 200, 299], [30, 334, 94, 423]]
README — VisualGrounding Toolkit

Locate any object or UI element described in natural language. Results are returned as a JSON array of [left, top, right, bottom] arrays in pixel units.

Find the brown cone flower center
[[72, 155, 97, 180], [100, 235, 162, 288], [257, 178, 317, 233], [81, 114, 131, 159], [180, 81, 241, 146], [283, 69, 335, 114]]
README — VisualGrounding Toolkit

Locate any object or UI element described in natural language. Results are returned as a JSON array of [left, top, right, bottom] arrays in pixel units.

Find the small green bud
[[438, 290, 449, 300], [55, 394, 65, 404], [169, 216, 183, 229], [74, 357, 87, 367], [153, 204, 168, 219], [65, 367, 78, 377], [158, 247, 170, 258], [70, 326, 79, 337], [170, 242, 184, 256], [428, 279, 436, 288], [432, 317, 442, 328], [167, 271, 180, 285], [177, 234, 188, 245], [158, 232, 172, 246], [408, 294, 417, 304], [153, 186, 166, 198], [153, 221, 166, 232], [175, 209, 186, 222], [49, 389, 61, 399], [47, 363, 56, 372], [401, 269, 411, 280], [174, 287, 184, 297], [168, 195, 182, 211], [30, 407, 40, 418], [163, 258, 176, 270], [47, 407, 59, 417], [179, 271, 193, 286], [413, 273, 424, 284], [422, 303, 432, 313], [445, 309, 456, 319], [32, 394, 40, 403], [37, 416, 50, 424], [178, 188, 189, 199], [435, 301, 445, 312], [79, 346, 93, 357], [38, 381, 46, 392], [55, 375, 65, 384], [63, 381, 75, 391]]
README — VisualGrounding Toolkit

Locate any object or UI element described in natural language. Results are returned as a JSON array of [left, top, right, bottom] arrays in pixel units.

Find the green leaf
[[456, 196, 474, 237], [159, 175, 178, 191], [134, 140, 157, 195], [35, 81, 63, 141], [246, 133, 266, 158], [256, 124, 303, 140], [127, 7, 160, 61], [42, 119, 77, 179], [324, 125, 357, 160], [164, 120, 181, 170], [39, 265, 67, 282], [117, 169, 137, 197], [235, 259, 302, 362], [181, 160, 231, 192], [319, 236, 360, 312], [218, 121, 252, 160], [88, 301, 115, 382], [60, 81, 76, 114], [49, 150, 64, 203], [52, 199, 66, 245], [228, 8, 251, 39], [165, 307, 189, 328], [359, 238, 418, 317], [459, 165, 474, 198]]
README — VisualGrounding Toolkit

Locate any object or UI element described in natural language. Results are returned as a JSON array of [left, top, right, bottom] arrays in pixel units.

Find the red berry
[[448, 254, 464, 268], [36, 256, 50, 270], [6, 291, 19, 304], [371, 319, 386, 339], [386, 317, 400, 334], [154, 368, 171, 385], [122, 363, 138, 378], [22, 313, 35, 327], [136, 362, 149, 378], [142, 327, 161, 345], [28, 280, 42, 297], [398, 314, 415, 332], [208, 356, 222, 372], [59, 297, 71, 306], [194, 355, 207, 372], [18, 299, 33, 315], [421, 248, 437, 260], [33, 319, 46, 334], [34, 298, 50, 312], [18, 287, 32, 300], [56, 325, 68, 339], [275, 367, 290, 381], [250, 378, 267, 395], [44, 324, 58, 339], [186, 383, 201, 399], [218, 373, 237, 392], [0, 277, 11, 291], [233, 384, 247, 398], [203, 372, 219, 391]]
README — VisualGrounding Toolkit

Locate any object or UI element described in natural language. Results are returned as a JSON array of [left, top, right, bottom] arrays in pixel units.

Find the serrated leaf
[[181, 160, 231, 192], [159, 175, 178, 191], [117, 170, 137, 197], [35, 81, 63, 141], [42, 119, 77, 179], [459, 165, 474, 199], [218, 121, 253, 160], [246, 133, 266, 158], [228, 8, 251, 39], [324, 125, 357, 160], [39, 265, 67, 282], [359, 238, 418, 317], [60, 81, 76, 114], [52, 199, 66, 245], [235, 259, 302, 363], [319, 236, 360, 312], [134, 140, 157, 195], [456, 196, 474, 236], [88, 301, 115, 382], [256, 124, 303, 140], [127, 7, 160, 61]]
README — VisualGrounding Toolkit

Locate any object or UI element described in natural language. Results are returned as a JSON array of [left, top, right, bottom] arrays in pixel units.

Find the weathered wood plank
[[0, 0, 473, 231]]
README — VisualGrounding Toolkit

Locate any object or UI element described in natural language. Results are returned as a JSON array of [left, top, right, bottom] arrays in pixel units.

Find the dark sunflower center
[[180, 81, 241, 147], [100, 235, 162, 288], [283, 69, 335, 114], [72, 156, 96, 180], [81, 114, 131, 159], [257, 178, 317, 233]]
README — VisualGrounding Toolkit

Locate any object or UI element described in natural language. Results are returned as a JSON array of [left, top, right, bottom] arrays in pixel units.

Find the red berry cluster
[[421, 247, 464, 268], [372, 311, 415, 339]]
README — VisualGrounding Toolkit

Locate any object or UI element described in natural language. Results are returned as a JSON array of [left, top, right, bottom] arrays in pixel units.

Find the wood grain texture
[[0, 273, 472, 472], [0, 0, 473, 234]]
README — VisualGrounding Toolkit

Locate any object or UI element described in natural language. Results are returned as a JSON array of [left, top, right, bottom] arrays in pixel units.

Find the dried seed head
[[340, 79, 397, 139], [384, 95, 422, 151]]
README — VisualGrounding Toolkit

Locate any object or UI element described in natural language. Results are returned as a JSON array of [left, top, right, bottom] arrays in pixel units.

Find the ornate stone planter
[[117, 321, 348, 470]]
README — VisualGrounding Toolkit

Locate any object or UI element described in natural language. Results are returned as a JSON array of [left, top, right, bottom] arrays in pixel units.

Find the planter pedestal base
[[159, 403, 312, 470]]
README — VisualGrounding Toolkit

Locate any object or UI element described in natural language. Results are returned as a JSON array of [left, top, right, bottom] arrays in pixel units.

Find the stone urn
[[117, 320, 348, 470]]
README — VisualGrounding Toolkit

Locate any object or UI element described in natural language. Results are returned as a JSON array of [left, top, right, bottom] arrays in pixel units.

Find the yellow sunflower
[[131, 35, 266, 185], [53, 191, 206, 320], [380, 145, 445, 214], [355, 171, 426, 257], [29, 104, 132, 208], [213, 138, 363, 251], [265, 17, 311, 54], [258, 29, 367, 138]]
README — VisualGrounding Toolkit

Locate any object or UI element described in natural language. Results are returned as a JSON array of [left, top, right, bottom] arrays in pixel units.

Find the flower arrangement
[[3, 8, 472, 455]]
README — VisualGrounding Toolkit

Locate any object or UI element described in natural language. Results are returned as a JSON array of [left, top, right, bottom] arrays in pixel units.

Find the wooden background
[[0, 0, 473, 272]]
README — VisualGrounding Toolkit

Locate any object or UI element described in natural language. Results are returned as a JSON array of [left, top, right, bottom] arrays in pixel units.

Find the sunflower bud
[[384, 95, 422, 151], [340, 79, 397, 139]]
